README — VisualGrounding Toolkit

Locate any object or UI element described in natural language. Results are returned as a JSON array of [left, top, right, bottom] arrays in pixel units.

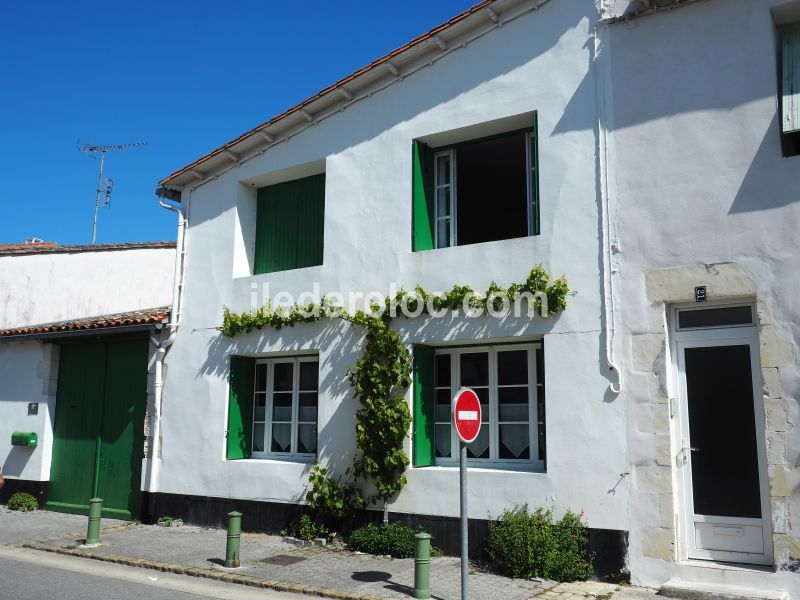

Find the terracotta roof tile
[[0, 307, 171, 338], [0, 241, 176, 256]]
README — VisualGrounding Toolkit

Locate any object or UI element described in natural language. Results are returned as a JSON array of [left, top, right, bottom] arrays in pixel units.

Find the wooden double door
[[47, 336, 148, 520]]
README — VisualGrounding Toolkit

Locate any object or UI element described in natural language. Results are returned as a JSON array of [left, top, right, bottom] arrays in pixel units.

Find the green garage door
[[47, 336, 148, 520]]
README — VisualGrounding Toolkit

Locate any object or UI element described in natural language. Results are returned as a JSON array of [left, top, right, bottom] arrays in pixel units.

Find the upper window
[[780, 26, 800, 157], [412, 114, 540, 250], [254, 173, 325, 274], [412, 344, 545, 470]]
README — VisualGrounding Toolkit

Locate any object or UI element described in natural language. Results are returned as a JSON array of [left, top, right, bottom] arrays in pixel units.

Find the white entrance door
[[672, 305, 772, 565]]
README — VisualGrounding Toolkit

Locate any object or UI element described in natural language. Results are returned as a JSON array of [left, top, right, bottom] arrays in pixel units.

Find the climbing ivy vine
[[220, 266, 569, 519]]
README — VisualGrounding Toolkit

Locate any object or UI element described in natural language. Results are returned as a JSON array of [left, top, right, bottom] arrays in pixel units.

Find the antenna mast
[[79, 140, 147, 244]]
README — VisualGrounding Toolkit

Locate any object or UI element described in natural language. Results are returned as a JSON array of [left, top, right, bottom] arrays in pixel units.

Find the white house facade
[[0, 241, 175, 520], [149, 0, 799, 594]]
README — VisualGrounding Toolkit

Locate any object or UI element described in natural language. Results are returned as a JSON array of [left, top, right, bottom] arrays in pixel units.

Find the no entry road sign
[[452, 388, 482, 444]]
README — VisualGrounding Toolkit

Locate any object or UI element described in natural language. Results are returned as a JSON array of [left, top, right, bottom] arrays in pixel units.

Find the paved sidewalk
[[0, 505, 127, 545], [1, 508, 647, 600]]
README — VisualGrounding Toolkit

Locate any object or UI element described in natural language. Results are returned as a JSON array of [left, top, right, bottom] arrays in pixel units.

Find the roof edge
[[158, 0, 513, 187]]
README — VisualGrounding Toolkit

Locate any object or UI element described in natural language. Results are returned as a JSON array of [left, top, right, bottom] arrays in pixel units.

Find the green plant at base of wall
[[7, 492, 38, 512], [220, 266, 570, 515], [347, 522, 442, 558], [485, 505, 594, 582]]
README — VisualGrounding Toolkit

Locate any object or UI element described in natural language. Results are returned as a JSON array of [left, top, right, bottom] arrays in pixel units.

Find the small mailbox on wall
[[11, 431, 37, 447]]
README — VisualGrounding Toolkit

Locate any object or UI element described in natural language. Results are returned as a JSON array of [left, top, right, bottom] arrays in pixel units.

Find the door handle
[[681, 446, 700, 464]]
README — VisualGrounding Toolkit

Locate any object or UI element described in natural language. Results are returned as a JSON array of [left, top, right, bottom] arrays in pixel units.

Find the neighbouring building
[[0, 241, 176, 520], [145, 0, 798, 594]]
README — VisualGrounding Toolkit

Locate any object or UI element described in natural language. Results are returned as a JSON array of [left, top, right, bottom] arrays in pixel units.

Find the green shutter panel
[[227, 356, 255, 460], [412, 345, 435, 467], [412, 141, 435, 251], [784, 29, 800, 134], [254, 174, 325, 274], [531, 111, 541, 235]]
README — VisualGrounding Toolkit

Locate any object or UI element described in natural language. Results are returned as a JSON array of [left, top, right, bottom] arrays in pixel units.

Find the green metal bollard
[[225, 511, 242, 568], [413, 532, 431, 599], [86, 498, 103, 546]]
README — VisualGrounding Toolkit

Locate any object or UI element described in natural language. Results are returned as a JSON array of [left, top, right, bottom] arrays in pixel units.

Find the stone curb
[[19, 542, 393, 600]]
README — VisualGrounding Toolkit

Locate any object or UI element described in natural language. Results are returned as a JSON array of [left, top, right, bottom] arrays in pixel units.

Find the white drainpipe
[[146, 196, 187, 494]]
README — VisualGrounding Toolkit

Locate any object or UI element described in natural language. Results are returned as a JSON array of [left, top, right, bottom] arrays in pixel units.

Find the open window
[[412, 113, 540, 250]]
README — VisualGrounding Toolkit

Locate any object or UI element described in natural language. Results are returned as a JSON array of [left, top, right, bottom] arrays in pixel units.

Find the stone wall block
[[761, 367, 783, 399], [760, 325, 794, 368], [641, 527, 675, 561], [636, 466, 673, 494], [632, 333, 665, 372]]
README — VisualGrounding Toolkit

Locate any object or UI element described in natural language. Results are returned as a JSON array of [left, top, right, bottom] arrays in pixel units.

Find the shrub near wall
[[485, 505, 594, 582]]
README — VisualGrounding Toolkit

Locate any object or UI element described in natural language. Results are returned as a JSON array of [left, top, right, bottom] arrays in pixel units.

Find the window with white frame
[[432, 344, 545, 468], [432, 130, 539, 248], [252, 356, 318, 457]]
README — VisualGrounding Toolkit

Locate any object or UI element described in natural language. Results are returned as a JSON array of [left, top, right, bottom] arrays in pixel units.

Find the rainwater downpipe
[[594, 16, 622, 395], [146, 195, 187, 493]]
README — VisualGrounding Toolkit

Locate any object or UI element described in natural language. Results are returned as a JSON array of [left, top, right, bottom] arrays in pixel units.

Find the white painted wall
[[158, 0, 632, 534], [0, 341, 57, 482], [0, 247, 175, 329], [607, 0, 800, 591], [0, 246, 175, 486]]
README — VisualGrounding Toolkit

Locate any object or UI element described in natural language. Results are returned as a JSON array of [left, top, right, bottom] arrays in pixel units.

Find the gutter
[[0, 323, 163, 343], [145, 195, 188, 495]]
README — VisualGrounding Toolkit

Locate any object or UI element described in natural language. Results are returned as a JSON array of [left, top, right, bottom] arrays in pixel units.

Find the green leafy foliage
[[220, 267, 570, 508], [7, 492, 38, 512], [298, 513, 328, 541], [347, 316, 412, 505], [485, 505, 594, 582], [306, 466, 366, 526], [347, 522, 440, 558]]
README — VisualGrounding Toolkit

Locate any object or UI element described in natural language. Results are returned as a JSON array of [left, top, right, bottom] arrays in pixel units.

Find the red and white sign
[[452, 388, 482, 443]]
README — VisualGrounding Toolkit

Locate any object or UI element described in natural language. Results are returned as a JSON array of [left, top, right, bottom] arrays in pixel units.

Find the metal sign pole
[[460, 440, 468, 600]]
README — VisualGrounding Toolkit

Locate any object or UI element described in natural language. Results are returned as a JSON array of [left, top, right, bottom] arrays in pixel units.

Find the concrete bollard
[[413, 532, 432, 599], [85, 498, 103, 545], [225, 511, 242, 568]]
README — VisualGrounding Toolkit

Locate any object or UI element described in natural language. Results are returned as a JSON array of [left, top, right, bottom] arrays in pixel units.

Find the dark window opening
[[456, 134, 529, 245]]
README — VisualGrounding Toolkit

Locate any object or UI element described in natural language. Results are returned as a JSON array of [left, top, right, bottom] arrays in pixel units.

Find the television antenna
[[78, 140, 147, 244]]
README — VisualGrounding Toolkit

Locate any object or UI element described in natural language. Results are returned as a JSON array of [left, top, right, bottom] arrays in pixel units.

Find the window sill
[[416, 462, 546, 475], [233, 454, 315, 466]]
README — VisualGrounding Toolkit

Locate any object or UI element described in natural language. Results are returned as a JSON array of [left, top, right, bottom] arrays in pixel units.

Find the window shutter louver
[[412, 141, 435, 251], [783, 29, 800, 134], [412, 345, 435, 467], [227, 356, 255, 460], [254, 174, 325, 274]]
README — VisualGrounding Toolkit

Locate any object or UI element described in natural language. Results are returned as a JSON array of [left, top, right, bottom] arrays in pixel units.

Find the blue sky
[[0, 1, 476, 245]]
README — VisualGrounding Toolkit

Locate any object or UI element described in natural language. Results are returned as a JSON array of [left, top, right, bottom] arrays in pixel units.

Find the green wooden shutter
[[227, 356, 255, 460], [412, 141, 435, 251], [412, 345, 435, 467], [531, 111, 541, 235], [254, 173, 325, 274], [783, 29, 800, 134]]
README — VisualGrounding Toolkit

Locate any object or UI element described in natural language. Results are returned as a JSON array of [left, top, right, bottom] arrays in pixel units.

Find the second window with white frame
[[252, 356, 318, 458], [432, 344, 545, 469]]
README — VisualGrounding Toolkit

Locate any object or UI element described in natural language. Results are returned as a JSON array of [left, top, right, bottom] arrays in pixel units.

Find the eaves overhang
[[158, 0, 551, 191]]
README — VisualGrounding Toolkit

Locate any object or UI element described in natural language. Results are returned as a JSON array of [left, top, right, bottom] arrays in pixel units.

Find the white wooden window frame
[[433, 131, 538, 249], [432, 343, 544, 471], [251, 356, 318, 460]]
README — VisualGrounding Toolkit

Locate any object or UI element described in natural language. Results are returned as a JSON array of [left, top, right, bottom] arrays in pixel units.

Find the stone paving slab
[[0, 506, 127, 545], [42, 523, 556, 600]]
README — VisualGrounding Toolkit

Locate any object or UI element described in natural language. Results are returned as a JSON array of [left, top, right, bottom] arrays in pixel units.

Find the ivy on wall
[[220, 266, 569, 518]]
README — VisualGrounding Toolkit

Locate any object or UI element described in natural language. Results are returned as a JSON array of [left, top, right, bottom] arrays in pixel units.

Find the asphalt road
[[0, 547, 302, 600]]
